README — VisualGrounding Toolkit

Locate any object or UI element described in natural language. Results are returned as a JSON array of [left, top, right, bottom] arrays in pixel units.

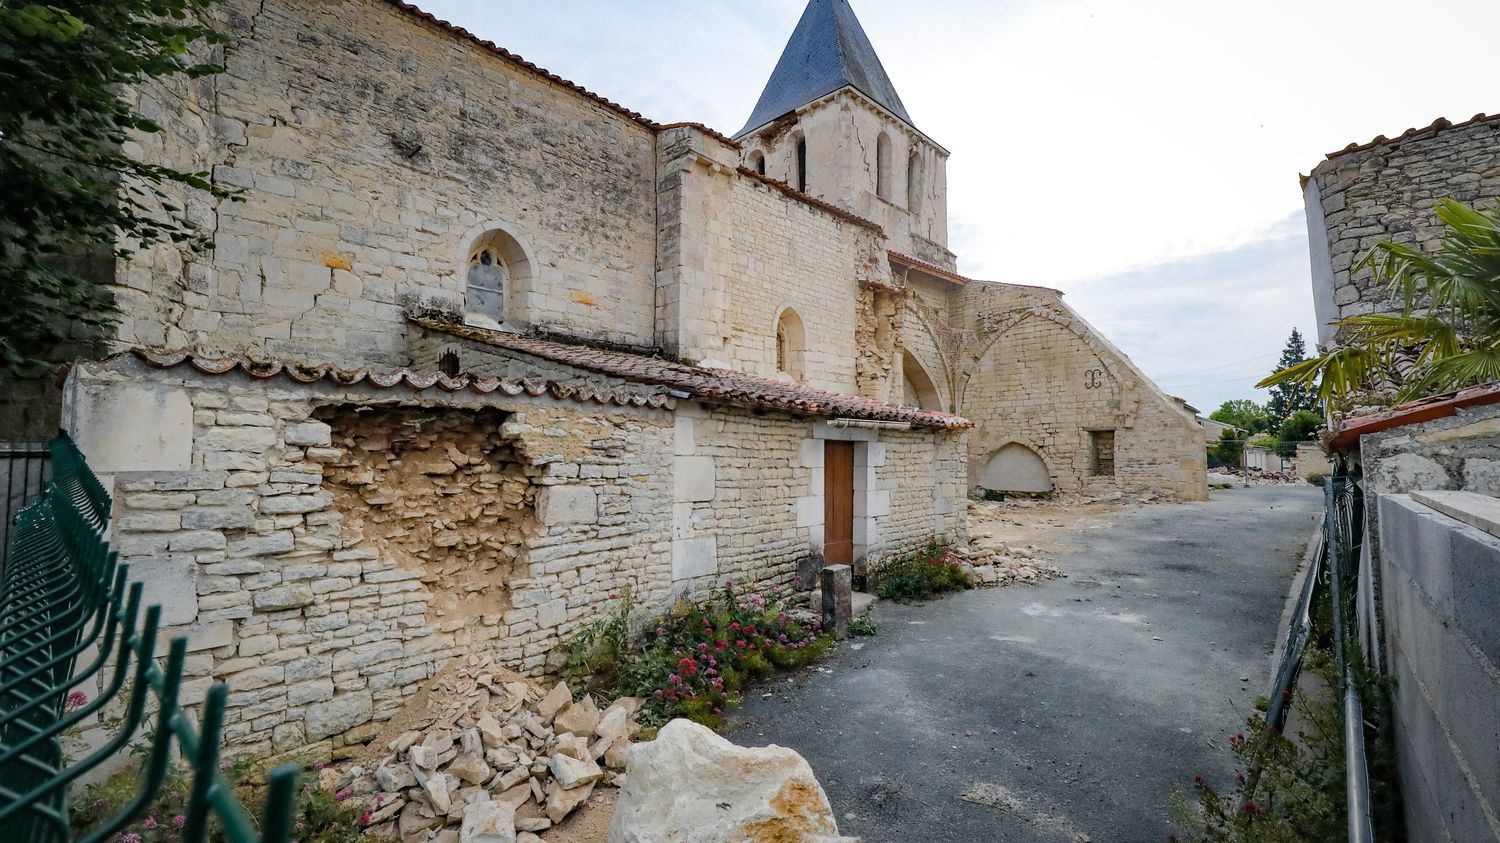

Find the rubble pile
[[331, 654, 640, 843], [1208, 467, 1307, 486], [960, 536, 1063, 587]]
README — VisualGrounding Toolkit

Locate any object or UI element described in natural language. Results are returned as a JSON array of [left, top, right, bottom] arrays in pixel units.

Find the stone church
[[46, 0, 1204, 759]]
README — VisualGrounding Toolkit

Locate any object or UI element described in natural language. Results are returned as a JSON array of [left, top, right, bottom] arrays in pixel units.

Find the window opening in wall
[[875, 133, 892, 200], [463, 227, 532, 330], [906, 148, 922, 212], [795, 137, 808, 192], [1089, 430, 1116, 477], [776, 307, 806, 381], [750, 150, 766, 176], [438, 349, 461, 377]]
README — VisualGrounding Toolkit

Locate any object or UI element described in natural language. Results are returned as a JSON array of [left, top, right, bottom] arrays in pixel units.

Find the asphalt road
[[728, 485, 1322, 842]]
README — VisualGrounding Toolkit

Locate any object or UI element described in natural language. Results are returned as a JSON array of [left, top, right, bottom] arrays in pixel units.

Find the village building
[[44, 0, 1203, 763]]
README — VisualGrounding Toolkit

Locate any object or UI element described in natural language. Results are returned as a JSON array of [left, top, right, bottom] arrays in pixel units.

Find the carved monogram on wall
[[1083, 368, 1105, 390]]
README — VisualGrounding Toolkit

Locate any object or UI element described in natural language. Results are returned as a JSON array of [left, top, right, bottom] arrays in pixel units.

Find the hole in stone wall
[[315, 405, 537, 619]]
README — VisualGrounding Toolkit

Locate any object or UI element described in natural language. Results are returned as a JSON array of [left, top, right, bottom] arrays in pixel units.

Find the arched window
[[875, 133, 892, 200], [749, 150, 766, 176], [906, 147, 922, 212], [980, 443, 1052, 493], [775, 307, 806, 381], [795, 136, 808, 193], [463, 227, 531, 329]]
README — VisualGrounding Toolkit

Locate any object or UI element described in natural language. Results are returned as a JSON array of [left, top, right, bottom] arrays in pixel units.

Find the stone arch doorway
[[979, 443, 1052, 494]]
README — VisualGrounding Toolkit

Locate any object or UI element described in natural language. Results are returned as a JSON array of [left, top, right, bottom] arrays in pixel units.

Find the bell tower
[[734, 0, 952, 267]]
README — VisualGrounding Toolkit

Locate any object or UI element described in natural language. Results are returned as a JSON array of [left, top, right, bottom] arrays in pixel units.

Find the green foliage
[[0, 0, 235, 377], [565, 582, 832, 730], [1271, 410, 1324, 457], [1261, 200, 1500, 405], [1209, 428, 1245, 467], [873, 541, 972, 601], [1266, 329, 1319, 421], [849, 615, 878, 636], [70, 753, 364, 842], [1210, 400, 1273, 435], [1304, 472, 1328, 487]]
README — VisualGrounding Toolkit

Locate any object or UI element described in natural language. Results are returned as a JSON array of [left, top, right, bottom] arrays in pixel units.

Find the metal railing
[[1325, 474, 1374, 843], [0, 441, 52, 577], [0, 435, 300, 843]]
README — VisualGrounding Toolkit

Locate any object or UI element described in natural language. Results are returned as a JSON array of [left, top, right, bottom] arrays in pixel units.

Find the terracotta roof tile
[[125, 348, 675, 410], [888, 251, 1063, 294], [656, 122, 742, 148], [1329, 380, 1500, 451], [414, 318, 972, 429], [1325, 112, 1499, 161]]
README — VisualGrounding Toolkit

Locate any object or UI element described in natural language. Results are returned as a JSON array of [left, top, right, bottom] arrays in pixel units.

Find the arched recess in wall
[[902, 304, 954, 410], [979, 442, 1053, 493], [461, 225, 533, 330], [776, 307, 806, 381], [902, 350, 942, 410], [957, 309, 1121, 413], [907, 147, 922, 212], [749, 149, 766, 176], [876, 133, 892, 200]]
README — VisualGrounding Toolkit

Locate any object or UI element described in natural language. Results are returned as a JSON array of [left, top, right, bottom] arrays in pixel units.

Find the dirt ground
[[966, 495, 1134, 554]]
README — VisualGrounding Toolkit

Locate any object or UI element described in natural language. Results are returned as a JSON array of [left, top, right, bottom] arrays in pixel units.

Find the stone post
[[820, 564, 852, 638]]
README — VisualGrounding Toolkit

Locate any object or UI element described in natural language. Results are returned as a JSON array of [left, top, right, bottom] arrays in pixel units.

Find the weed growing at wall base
[[873, 541, 972, 601], [564, 581, 831, 730]]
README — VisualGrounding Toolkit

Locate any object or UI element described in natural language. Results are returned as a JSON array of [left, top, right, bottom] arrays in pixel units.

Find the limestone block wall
[[120, 0, 658, 365], [672, 402, 968, 594], [63, 357, 673, 766], [738, 89, 952, 267], [958, 283, 1207, 500], [1305, 116, 1500, 347]]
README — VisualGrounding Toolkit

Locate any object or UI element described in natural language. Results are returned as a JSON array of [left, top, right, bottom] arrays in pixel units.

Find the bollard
[[820, 564, 852, 637]]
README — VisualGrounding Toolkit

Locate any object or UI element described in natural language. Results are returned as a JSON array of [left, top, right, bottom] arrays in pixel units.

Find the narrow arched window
[[776, 307, 806, 381], [875, 133, 892, 200], [750, 150, 766, 176], [463, 227, 532, 329], [907, 148, 922, 212], [795, 137, 808, 193]]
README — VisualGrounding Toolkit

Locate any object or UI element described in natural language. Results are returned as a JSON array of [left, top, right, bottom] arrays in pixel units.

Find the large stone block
[[673, 456, 715, 503], [671, 536, 717, 582], [536, 485, 598, 525], [304, 692, 372, 740], [66, 380, 192, 473]]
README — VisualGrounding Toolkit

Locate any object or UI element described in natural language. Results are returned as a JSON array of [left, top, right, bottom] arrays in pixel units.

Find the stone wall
[[64, 356, 673, 766], [1304, 115, 1500, 347], [120, 0, 659, 365], [957, 283, 1207, 500]]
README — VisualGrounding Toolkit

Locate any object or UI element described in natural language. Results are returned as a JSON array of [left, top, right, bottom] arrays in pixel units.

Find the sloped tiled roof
[[413, 318, 972, 429], [1324, 112, 1499, 161], [126, 348, 674, 409], [735, 0, 913, 138], [1328, 381, 1500, 451]]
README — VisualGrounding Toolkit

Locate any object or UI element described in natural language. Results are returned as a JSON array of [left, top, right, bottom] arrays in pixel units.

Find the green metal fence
[[0, 435, 299, 843]]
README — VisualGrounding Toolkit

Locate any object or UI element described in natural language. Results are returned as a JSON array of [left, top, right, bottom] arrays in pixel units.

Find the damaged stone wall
[[65, 357, 673, 767], [958, 283, 1206, 500], [318, 407, 535, 622]]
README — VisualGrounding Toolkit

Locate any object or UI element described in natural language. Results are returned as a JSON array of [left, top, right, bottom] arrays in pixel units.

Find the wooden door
[[824, 441, 855, 566]]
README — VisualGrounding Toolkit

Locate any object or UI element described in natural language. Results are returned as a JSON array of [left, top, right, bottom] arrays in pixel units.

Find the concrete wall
[[1304, 116, 1500, 347], [121, 0, 659, 365], [1377, 494, 1500, 841]]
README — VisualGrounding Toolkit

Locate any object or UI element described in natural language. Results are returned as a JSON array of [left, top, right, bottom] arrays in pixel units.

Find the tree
[[1209, 427, 1244, 466], [1261, 200, 1500, 405], [1272, 409, 1322, 458], [0, 2, 231, 378], [1266, 328, 1317, 420], [1209, 399, 1272, 435]]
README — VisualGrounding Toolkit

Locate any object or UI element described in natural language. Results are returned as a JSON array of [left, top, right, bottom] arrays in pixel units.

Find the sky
[[414, 0, 1500, 412]]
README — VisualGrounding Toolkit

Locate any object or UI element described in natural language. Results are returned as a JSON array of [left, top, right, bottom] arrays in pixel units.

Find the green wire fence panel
[[0, 435, 300, 843]]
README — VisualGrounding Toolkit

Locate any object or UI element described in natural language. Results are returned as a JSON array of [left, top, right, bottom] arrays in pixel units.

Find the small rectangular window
[[1089, 430, 1115, 477]]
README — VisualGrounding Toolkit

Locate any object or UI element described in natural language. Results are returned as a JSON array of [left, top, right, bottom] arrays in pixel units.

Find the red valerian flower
[[1240, 801, 1260, 814]]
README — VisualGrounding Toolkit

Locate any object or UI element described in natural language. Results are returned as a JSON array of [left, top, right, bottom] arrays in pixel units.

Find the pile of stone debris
[[960, 537, 1062, 586], [330, 653, 639, 842], [1208, 467, 1308, 486]]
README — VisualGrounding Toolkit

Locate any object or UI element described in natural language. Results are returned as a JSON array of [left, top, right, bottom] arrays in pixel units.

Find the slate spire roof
[[734, 0, 913, 139]]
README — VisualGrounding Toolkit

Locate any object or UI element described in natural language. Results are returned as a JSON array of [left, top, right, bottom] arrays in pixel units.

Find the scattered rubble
[[330, 653, 641, 841], [1208, 467, 1306, 486], [959, 533, 1063, 587], [608, 719, 856, 843]]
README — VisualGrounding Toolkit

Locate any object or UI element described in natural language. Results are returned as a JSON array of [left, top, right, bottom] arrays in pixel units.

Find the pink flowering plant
[[566, 580, 832, 729], [872, 540, 972, 601], [69, 751, 365, 843]]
